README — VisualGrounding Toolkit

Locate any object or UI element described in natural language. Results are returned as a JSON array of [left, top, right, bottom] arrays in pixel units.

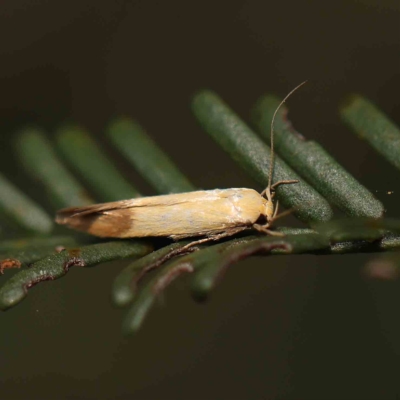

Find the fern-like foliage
[[0, 90, 399, 335]]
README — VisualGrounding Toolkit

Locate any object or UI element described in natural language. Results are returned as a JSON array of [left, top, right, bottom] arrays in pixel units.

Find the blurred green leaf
[[252, 95, 384, 219], [56, 124, 140, 201], [15, 128, 93, 208], [108, 118, 195, 193], [341, 94, 400, 172]]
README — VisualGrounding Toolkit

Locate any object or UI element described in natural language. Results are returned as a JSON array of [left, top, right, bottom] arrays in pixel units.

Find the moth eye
[[256, 214, 267, 224]]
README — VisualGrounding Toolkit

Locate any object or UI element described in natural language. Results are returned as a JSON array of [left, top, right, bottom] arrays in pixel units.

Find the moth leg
[[253, 223, 285, 237], [270, 180, 299, 191], [272, 200, 279, 219], [272, 207, 295, 222], [178, 227, 248, 252]]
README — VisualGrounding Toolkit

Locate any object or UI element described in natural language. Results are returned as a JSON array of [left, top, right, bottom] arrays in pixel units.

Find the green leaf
[[15, 128, 93, 208], [0, 172, 53, 234], [0, 240, 153, 310], [112, 241, 193, 307], [56, 125, 140, 201], [108, 118, 195, 194], [252, 95, 384, 219], [341, 94, 400, 172], [122, 233, 329, 334], [0, 235, 78, 268]]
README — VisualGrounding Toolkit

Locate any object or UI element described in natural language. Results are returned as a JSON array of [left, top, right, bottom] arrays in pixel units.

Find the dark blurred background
[[1, 1, 399, 399]]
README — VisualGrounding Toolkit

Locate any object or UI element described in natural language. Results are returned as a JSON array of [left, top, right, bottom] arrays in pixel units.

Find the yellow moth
[[56, 82, 306, 249]]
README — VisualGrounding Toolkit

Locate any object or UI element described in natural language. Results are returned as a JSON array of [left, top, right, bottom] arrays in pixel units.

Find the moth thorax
[[265, 200, 274, 221]]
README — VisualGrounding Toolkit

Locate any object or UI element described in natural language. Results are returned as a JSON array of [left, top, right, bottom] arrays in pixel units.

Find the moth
[[56, 82, 305, 250]]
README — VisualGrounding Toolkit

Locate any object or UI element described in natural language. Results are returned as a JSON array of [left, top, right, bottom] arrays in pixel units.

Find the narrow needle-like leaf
[[0, 240, 153, 310], [15, 128, 93, 208], [56, 125, 140, 201], [108, 118, 195, 194], [315, 218, 400, 243], [0, 235, 78, 268], [122, 233, 329, 334], [329, 234, 400, 254], [252, 95, 384, 219], [341, 95, 400, 172], [191, 233, 329, 300], [278, 226, 400, 253], [112, 241, 194, 307], [0, 172, 53, 234], [0, 235, 79, 253], [122, 240, 235, 334]]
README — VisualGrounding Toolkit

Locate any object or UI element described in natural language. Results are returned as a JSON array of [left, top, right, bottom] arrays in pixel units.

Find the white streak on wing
[[228, 191, 244, 223]]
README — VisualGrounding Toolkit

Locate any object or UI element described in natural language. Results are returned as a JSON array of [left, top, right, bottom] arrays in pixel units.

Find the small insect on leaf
[[56, 82, 307, 251]]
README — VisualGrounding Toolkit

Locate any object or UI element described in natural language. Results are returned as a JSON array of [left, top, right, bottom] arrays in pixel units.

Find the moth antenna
[[267, 80, 308, 192]]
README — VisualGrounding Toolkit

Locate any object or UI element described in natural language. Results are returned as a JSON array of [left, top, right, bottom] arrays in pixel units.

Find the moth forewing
[[56, 188, 268, 239]]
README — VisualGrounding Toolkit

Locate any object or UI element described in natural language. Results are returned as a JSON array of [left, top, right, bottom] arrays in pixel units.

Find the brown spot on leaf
[[214, 241, 290, 287], [25, 275, 54, 290], [67, 248, 81, 258], [133, 246, 198, 287], [64, 249, 85, 271], [64, 257, 86, 272], [151, 263, 194, 294], [0, 258, 22, 274]]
